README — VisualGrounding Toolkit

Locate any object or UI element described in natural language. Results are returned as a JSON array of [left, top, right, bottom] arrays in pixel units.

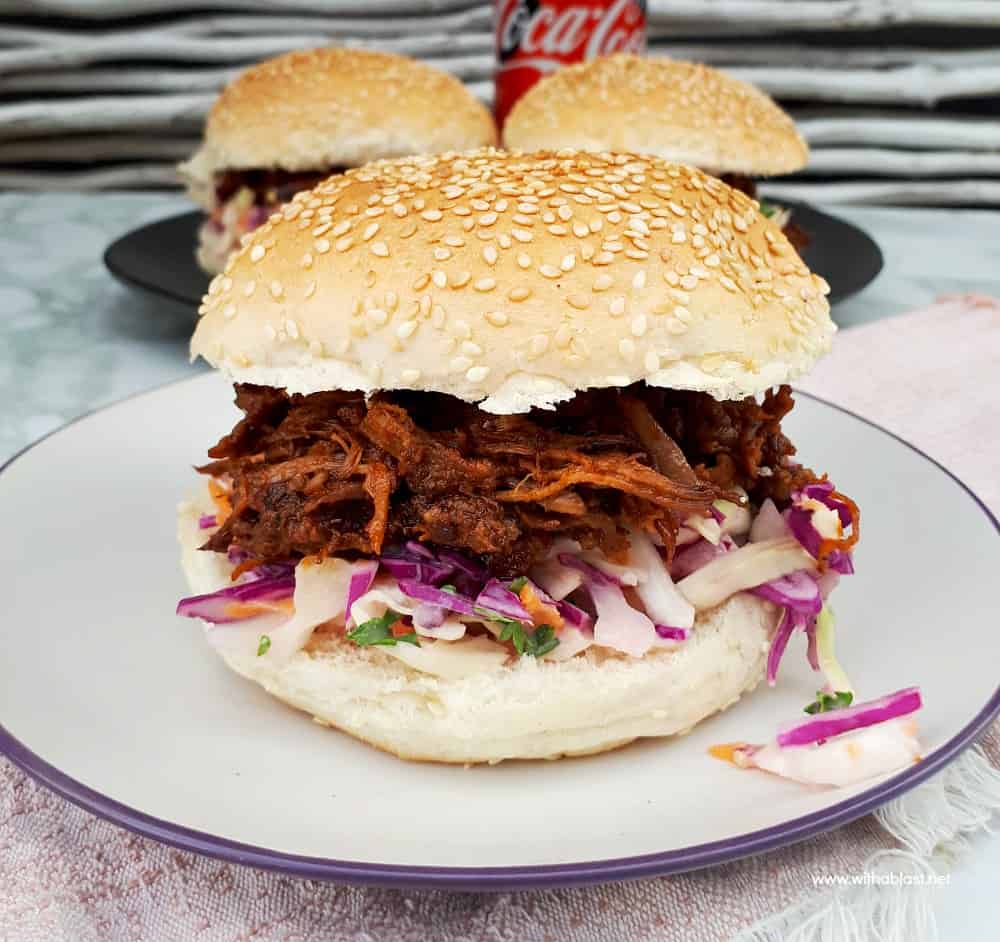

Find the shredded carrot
[[229, 558, 267, 582], [518, 584, 564, 630], [708, 742, 746, 765], [817, 489, 860, 566], [224, 598, 294, 620], [207, 478, 232, 525], [390, 619, 412, 637]]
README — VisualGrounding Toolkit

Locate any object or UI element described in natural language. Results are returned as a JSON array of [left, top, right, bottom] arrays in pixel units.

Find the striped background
[[2, 0, 999, 204]]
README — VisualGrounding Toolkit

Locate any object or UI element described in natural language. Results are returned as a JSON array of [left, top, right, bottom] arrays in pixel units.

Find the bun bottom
[[179, 505, 776, 764]]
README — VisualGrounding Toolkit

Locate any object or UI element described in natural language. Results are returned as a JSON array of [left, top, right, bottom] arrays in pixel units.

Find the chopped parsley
[[508, 576, 528, 593], [498, 621, 559, 658], [759, 201, 777, 219], [256, 634, 271, 657], [804, 690, 854, 715], [347, 609, 420, 647], [439, 584, 457, 593]]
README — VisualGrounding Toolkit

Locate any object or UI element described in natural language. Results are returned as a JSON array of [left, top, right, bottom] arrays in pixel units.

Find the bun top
[[191, 148, 833, 412], [181, 48, 497, 185], [503, 55, 808, 177]]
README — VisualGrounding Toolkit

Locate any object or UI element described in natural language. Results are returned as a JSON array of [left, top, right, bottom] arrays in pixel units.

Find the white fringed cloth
[[1, 294, 999, 940]]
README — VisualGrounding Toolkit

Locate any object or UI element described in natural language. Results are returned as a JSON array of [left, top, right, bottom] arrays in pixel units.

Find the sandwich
[[176, 148, 861, 766], [178, 48, 497, 274], [502, 55, 809, 247]]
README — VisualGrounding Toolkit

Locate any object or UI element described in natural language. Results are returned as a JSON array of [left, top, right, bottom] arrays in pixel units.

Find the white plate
[[1, 373, 997, 888]]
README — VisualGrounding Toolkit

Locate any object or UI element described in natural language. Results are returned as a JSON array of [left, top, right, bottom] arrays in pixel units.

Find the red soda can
[[494, 0, 647, 127]]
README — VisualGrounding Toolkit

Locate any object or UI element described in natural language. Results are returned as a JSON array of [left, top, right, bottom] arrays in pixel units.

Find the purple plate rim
[[1, 380, 997, 890]]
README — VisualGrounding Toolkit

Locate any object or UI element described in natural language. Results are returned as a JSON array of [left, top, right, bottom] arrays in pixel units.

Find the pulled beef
[[720, 173, 757, 199], [215, 167, 345, 207], [200, 384, 816, 576]]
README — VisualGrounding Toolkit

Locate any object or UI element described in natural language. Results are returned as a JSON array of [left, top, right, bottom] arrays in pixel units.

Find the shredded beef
[[200, 383, 816, 575], [215, 167, 345, 207]]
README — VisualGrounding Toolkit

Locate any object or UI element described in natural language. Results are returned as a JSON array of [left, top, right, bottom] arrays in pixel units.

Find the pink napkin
[[2, 296, 998, 941]]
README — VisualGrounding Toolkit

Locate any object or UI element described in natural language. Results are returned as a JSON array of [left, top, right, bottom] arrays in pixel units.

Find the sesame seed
[[434, 247, 452, 261], [462, 341, 483, 357], [223, 303, 236, 319], [285, 318, 300, 339], [362, 222, 379, 242], [368, 308, 388, 327], [444, 234, 465, 247], [474, 277, 497, 292], [396, 320, 417, 340], [250, 245, 265, 262], [675, 306, 692, 322], [479, 212, 498, 226], [453, 319, 472, 339], [413, 273, 430, 291], [432, 270, 448, 289], [557, 205, 573, 221], [421, 209, 443, 222], [335, 237, 354, 253], [243, 281, 256, 297], [610, 296, 626, 317], [497, 233, 512, 249], [471, 198, 490, 211], [572, 221, 589, 238], [364, 270, 377, 288], [548, 224, 568, 236], [512, 228, 533, 243], [450, 356, 472, 374], [554, 323, 573, 348], [453, 206, 472, 217], [451, 271, 472, 289], [529, 334, 550, 357], [671, 228, 686, 244], [509, 287, 531, 302], [644, 351, 661, 372], [465, 365, 491, 384], [486, 310, 510, 326], [401, 368, 422, 383], [264, 323, 277, 340], [431, 304, 445, 328], [385, 290, 399, 311], [631, 314, 648, 337], [632, 271, 647, 290], [705, 253, 721, 268], [269, 280, 283, 299], [589, 218, 603, 233], [540, 264, 560, 279], [392, 204, 407, 218], [681, 274, 698, 290], [517, 253, 532, 269], [400, 221, 418, 239], [567, 293, 590, 310], [593, 274, 613, 292], [618, 338, 635, 360], [666, 317, 687, 335], [560, 253, 576, 272], [594, 251, 614, 266], [443, 185, 465, 199], [483, 245, 499, 265]]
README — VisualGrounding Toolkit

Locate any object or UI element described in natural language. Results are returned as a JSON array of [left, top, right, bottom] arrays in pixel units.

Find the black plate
[[104, 203, 882, 309]]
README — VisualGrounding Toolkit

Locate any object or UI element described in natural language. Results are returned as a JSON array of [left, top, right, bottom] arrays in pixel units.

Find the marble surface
[[1, 193, 999, 938]]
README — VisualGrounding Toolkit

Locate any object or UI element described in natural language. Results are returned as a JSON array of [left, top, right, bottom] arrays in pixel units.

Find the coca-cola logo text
[[497, 0, 646, 65]]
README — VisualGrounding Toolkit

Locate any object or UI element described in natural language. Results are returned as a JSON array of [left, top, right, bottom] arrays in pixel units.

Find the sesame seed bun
[[179, 47, 497, 198], [178, 499, 776, 764], [503, 55, 808, 178], [191, 148, 833, 410]]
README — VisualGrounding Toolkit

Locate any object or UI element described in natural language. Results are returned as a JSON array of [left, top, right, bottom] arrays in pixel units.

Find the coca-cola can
[[494, 0, 647, 127]]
